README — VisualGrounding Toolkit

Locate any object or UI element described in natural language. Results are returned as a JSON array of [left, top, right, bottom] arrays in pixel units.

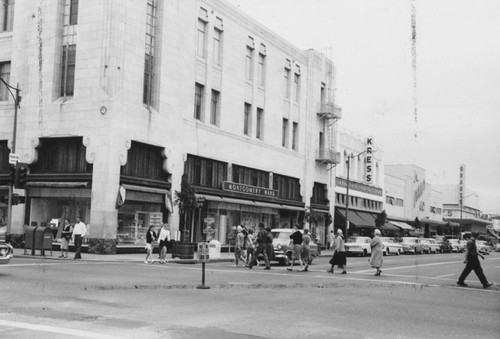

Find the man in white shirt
[[72, 217, 87, 259]]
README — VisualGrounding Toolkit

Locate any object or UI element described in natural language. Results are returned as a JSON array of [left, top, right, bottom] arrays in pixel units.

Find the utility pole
[[1, 78, 21, 238]]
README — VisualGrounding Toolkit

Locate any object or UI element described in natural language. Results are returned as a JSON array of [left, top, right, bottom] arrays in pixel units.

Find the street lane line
[[0, 319, 121, 339], [435, 273, 456, 278]]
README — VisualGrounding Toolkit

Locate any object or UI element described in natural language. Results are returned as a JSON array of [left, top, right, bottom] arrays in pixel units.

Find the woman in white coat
[[369, 229, 383, 276]]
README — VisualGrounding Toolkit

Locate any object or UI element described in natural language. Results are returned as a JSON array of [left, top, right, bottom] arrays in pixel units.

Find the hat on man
[[337, 229, 343, 235], [237, 225, 243, 232]]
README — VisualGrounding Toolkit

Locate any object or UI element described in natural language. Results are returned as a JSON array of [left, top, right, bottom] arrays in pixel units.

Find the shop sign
[[459, 164, 465, 204], [9, 153, 19, 164], [223, 181, 278, 198], [335, 177, 383, 196], [364, 137, 373, 184]]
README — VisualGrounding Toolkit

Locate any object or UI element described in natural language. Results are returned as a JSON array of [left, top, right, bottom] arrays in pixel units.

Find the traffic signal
[[11, 193, 18, 205], [9, 164, 16, 186], [15, 162, 29, 189]]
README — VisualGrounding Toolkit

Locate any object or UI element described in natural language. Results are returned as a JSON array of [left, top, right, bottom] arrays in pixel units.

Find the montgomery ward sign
[[336, 177, 383, 196], [223, 181, 278, 198]]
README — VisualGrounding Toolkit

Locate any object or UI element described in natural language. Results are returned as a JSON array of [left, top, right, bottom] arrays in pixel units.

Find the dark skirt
[[329, 251, 347, 267]]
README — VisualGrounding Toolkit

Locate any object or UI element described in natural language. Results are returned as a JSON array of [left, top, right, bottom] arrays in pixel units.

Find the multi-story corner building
[[0, 0, 342, 252]]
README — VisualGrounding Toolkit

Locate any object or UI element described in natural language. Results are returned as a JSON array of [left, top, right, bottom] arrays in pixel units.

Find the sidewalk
[[12, 247, 234, 264]]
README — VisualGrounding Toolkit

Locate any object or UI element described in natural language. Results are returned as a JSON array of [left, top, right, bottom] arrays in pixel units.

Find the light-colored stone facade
[[1, 0, 343, 250]]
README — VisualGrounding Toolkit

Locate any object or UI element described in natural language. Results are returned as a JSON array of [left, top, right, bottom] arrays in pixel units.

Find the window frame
[[0, 61, 11, 101], [61, 44, 76, 97], [243, 103, 252, 136], [194, 83, 205, 121], [210, 89, 220, 126]]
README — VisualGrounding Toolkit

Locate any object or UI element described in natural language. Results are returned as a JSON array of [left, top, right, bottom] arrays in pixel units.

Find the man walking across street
[[72, 217, 87, 260], [248, 222, 270, 270], [457, 232, 493, 288], [287, 224, 303, 272]]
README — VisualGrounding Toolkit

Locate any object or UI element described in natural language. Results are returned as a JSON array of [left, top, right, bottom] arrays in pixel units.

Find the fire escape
[[316, 102, 342, 169]]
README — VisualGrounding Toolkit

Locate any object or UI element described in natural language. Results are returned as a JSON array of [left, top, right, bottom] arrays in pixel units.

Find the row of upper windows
[[335, 193, 383, 212], [386, 195, 404, 207]]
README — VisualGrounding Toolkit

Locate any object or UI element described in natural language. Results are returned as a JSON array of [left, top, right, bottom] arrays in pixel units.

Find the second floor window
[[61, 45, 76, 97], [0, 0, 14, 32], [194, 83, 204, 120], [257, 53, 266, 87], [243, 103, 251, 136], [0, 61, 11, 101], [294, 73, 301, 103], [143, 0, 157, 106], [256, 108, 264, 140], [284, 68, 291, 99], [282, 118, 289, 148], [292, 122, 298, 151], [210, 90, 220, 126]]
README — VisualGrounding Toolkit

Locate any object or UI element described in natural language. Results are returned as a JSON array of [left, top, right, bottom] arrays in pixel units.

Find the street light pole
[[345, 154, 351, 237], [459, 192, 478, 237], [0, 78, 21, 238]]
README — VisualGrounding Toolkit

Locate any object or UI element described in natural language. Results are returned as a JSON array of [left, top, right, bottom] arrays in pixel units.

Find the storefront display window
[[118, 203, 163, 244]]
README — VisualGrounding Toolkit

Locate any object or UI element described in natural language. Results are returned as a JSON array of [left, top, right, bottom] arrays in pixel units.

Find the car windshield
[[404, 238, 417, 243], [271, 231, 291, 240], [346, 237, 365, 243]]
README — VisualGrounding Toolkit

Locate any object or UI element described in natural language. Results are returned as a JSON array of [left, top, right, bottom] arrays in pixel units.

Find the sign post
[[196, 242, 210, 289]]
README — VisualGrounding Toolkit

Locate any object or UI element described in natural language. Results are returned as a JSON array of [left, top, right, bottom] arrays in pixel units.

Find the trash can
[[208, 240, 221, 259], [34, 227, 53, 256], [172, 242, 196, 259], [24, 226, 38, 255]]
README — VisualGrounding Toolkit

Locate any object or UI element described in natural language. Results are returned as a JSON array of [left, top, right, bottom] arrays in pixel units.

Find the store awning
[[388, 220, 414, 230], [195, 194, 305, 211], [28, 181, 91, 188], [336, 209, 376, 228]]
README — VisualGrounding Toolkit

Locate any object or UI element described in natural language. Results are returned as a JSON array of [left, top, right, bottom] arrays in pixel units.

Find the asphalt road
[[1, 252, 499, 339]]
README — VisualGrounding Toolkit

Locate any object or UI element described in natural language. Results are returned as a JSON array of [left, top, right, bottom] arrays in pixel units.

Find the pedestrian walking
[[72, 217, 87, 260], [59, 218, 72, 258], [327, 229, 346, 274], [457, 232, 493, 288], [369, 229, 383, 276], [265, 227, 275, 267], [287, 224, 304, 271], [248, 222, 270, 269], [301, 228, 312, 272], [144, 225, 157, 264], [328, 230, 335, 250], [158, 223, 171, 264], [245, 228, 255, 267], [234, 225, 246, 266]]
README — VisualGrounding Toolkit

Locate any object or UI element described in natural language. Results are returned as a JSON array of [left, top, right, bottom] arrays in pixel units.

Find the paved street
[[1, 251, 499, 339]]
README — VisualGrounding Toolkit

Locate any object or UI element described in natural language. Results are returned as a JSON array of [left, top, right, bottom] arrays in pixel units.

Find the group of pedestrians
[[287, 224, 312, 272], [58, 217, 87, 260], [144, 223, 171, 264]]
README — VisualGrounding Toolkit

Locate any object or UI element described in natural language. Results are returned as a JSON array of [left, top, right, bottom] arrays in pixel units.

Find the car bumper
[[0, 254, 13, 265]]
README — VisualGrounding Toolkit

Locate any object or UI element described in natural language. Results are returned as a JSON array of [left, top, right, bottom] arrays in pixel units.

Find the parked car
[[380, 237, 403, 256], [269, 229, 319, 266], [0, 226, 14, 265], [448, 239, 465, 253], [476, 240, 492, 255], [344, 236, 372, 257], [400, 237, 425, 254], [494, 243, 500, 252], [420, 238, 441, 254], [433, 236, 452, 253]]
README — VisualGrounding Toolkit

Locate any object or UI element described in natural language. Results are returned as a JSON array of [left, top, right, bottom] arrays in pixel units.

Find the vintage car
[[379, 237, 403, 256], [420, 238, 441, 254], [269, 228, 319, 266], [476, 240, 492, 255], [344, 236, 372, 257], [448, 239, 465, 253], [400, 237, 425, 254], [0, 226, 14, 265]]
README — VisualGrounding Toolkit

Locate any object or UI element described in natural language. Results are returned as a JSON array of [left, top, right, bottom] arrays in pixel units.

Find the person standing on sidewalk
[[158, 223, 171, 264], [327, 229, 347, 274], [72, 217, 87, 260], [328, 230, 335, 250], [369, 229, 383, 276], [457, 232, 493, 288], [287, 224, 304, 272], [245, 228, 255, 267], [144, 225, 157, 264], [59, 218, 72, 258]]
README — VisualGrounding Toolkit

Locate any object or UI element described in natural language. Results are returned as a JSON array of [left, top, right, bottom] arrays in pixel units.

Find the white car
[[476, 240, 492, 255], [380, 237, 403, 256], [344, 236, 372, 257], [448, 239, 464, 253], [420, 238, 441, 254]]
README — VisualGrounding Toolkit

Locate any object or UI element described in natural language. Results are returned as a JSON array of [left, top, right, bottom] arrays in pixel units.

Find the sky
[[226, 0, 500, 213]]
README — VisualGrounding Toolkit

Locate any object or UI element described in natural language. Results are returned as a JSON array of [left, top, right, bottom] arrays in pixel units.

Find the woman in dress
[[369, 229, 383, 276], [59, 218, 72, 258], [144, 225, 157, 264], [327, 229, 347, 274]]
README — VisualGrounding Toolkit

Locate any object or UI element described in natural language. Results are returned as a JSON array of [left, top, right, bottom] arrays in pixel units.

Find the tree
[[174, 175, 199, 242], [375, 210, 387, 228]]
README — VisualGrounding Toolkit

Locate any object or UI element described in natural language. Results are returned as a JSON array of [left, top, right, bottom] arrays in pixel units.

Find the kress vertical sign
[[365, 137, 374, 185]]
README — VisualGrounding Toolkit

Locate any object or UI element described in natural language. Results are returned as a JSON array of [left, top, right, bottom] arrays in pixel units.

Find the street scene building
[[0, 0, 342, 252]]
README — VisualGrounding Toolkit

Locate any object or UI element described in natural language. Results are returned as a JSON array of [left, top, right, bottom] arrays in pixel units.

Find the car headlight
[[0, 247, 10, 256], [277, 244, 282, 250]]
